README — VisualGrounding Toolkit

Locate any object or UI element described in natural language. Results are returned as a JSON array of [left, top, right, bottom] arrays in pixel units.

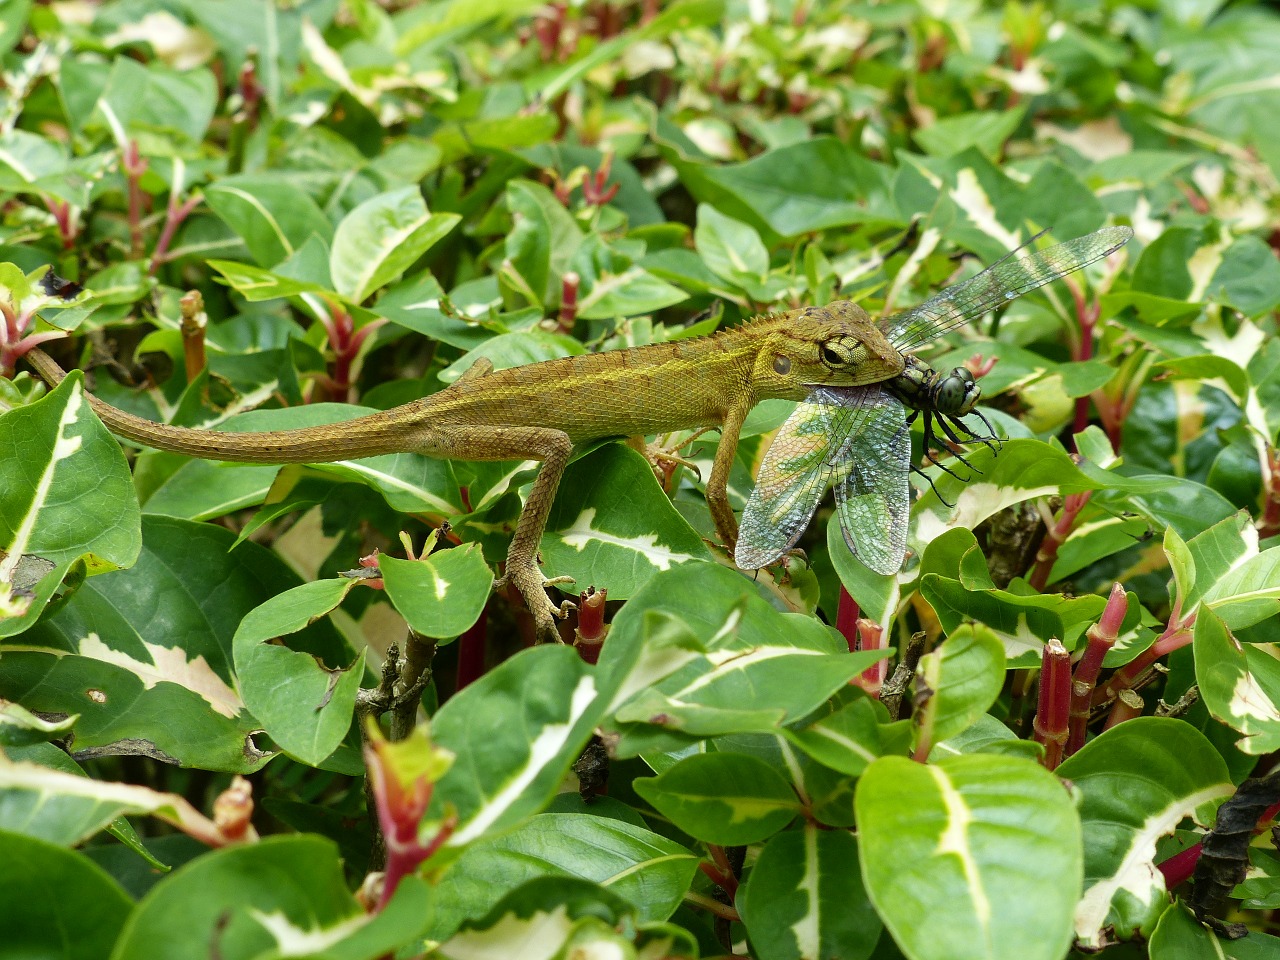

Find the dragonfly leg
[[910, 462, 954, 508], [920, 413, 980, 479], [941, 409, 1001, 454]]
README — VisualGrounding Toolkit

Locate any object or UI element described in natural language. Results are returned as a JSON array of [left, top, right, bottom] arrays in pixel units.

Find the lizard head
[[749, 300, 906, 401]]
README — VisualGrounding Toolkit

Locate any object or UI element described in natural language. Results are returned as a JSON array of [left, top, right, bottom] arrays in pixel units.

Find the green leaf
[[857, 754, 1082, 960], [1200, 544, 1280, 630], [783, 696, 911, 777], [94, 58, 217, 147], [0, 753, 242, 846], [380, 545, 494, 639], [914, 624, 1006, 747], [232, 578, 364, 766], [0, 699, 77, 747], [914, 108, 1026, 159], [1149, 902, 1280, 960], [576, 265, 689, 320], [666, 136, 894, 238], [633, 752, 801, 845], [911, 439, 1098, 567], [504, 179, 583, 309], [1056, 718, 1234, 947], [0, 373, 141, 636], [205, 174, 333, 267], [738, 826, 880, 960], [141, 459, 278, 521], [0, 830, 132, 959], [695, 203, 769, 284], [330, 186, 460, 303], [207, 259, 332, 302]]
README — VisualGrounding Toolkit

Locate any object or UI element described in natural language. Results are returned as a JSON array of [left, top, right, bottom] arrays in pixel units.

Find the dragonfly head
[[751, 300, 905, 400], [933, 366, 982, 416]]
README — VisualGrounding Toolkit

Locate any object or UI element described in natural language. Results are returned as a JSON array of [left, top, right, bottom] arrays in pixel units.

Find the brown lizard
[[25, 303, 905, 642]]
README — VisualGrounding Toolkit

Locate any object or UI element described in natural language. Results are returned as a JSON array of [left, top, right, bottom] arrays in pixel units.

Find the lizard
[[23, 301, 906, 643]]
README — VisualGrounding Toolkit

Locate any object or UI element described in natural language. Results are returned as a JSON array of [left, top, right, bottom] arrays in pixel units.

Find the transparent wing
[[833, 398, 911, 575], [736, 385, 902, 570], [880, 226, 1133, 353]]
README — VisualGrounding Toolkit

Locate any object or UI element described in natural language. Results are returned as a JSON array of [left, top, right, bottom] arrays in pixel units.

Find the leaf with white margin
[[427, 645, 605, 861], [541, 445, 713, 601], [0, 754, 249, 847], [0, 516, 352, 772], [857, 753, 1081, 960], [426, 812, 698, 938], [330, 185, 460, 304], [1056, 717, 1233, 947], [633, 752, 801, 845], [0, 373, 140, 636], [0, 699, 77, 747], [598, 564, 889, 757], [783, 695, 911, 777], [436, 877, 639, 960], [1181, 511, 1254, 609], [911, 439, 1096, 565], [738, 825, 881, 960], [1200, 545, 1280, 631], [1195, 609, 1280, 755], [110, 836, 370, 960]]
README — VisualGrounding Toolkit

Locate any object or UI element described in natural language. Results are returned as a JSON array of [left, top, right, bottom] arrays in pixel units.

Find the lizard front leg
[[705, 402, 748, 553], [450, 425, 576, 644]]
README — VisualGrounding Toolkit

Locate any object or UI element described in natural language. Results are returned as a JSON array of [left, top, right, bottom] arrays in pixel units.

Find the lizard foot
[[497, 567, 577, 644]]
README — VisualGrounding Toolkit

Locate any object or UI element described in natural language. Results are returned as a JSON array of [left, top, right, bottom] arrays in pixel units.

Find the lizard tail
[[24, 347, 412, 464]]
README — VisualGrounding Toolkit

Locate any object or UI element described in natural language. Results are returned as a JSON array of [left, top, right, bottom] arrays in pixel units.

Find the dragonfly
[[734, 225, 1134, 576]]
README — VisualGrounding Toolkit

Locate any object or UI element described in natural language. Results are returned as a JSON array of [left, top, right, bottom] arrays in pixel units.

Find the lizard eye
[[773, 355, 791, 375]]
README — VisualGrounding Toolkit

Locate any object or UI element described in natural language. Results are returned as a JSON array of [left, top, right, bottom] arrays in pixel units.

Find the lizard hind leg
[[455, 425, 578, 643]]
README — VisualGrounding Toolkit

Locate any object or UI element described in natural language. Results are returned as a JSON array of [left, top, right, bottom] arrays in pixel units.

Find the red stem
[[1033, 638, 1072, 770], [149, 194, 202, 275], [1092, 605, 1194, 708], [1028, 490, 1091, 591], [1067, 583, 1128, 755], [854, 618, 887, 696], [835, 586, 859, 653], [123, 140, 148, 260], [574, 586, 608, 663], [455, 610, 488, 690]]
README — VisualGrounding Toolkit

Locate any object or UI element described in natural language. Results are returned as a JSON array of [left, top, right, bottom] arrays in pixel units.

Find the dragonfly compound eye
[[936, 367, 979, 414]]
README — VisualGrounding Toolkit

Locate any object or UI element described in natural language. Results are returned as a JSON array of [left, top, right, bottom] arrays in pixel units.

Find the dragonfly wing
[[833, 391, 911, 575], [879, 226, 1133, 352], [736, 386, 880, 570]]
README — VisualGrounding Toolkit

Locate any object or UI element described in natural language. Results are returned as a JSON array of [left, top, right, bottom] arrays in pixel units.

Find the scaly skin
[[26, 301, 904, 642]]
